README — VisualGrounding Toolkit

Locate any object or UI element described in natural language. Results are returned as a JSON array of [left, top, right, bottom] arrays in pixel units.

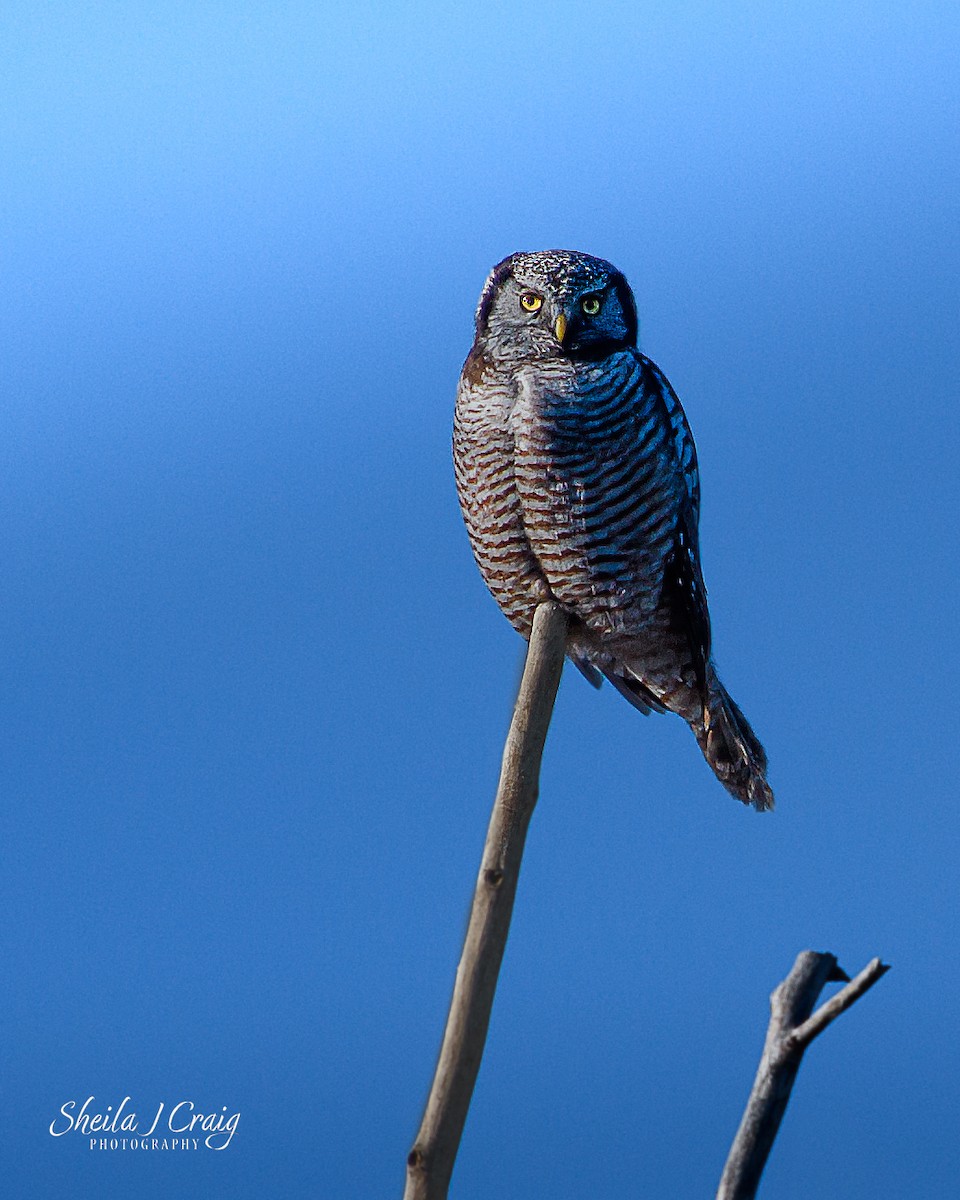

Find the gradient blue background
[[3, 2, 958, 1196]]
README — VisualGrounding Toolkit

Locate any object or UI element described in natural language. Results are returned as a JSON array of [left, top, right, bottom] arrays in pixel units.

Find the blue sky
[[2, 2, 958, 1196]]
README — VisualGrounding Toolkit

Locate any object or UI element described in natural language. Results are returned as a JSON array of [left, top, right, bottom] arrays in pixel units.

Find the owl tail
[[694, 671, 774, 811]]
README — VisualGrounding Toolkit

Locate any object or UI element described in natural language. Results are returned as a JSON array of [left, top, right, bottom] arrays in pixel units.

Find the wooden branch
[[717, 951, 890, 1200], [404, 601, 569, 1200], [786, 958, 889, 1052]]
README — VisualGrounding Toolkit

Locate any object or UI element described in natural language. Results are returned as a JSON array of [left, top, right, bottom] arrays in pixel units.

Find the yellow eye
[[519, 292, 542, 312], [581, 294, 602, 316]]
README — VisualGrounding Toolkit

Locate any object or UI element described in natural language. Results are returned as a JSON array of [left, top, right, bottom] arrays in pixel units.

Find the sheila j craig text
[[50, 1097, 240, 1150]]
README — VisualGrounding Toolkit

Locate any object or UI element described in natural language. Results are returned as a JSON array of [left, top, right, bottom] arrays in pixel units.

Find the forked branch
[[404, 601, 569, 1200], [717, 951, 890, 1200]]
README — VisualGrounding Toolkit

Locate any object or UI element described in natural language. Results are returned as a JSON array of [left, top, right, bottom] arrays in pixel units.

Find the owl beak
[[554, 313, 568, 345]]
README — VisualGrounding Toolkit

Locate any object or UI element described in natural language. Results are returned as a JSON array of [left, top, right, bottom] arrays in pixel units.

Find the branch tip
[[718, 950, 889, 1200]]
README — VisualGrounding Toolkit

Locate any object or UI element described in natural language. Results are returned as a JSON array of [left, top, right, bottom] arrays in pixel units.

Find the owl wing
[[511, 349, 711, 707], [643, 356, 711, 700], [644, 356, 700, 526]]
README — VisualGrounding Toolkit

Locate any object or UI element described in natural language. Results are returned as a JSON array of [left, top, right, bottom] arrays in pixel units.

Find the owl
[[453, 249, 773, 810]]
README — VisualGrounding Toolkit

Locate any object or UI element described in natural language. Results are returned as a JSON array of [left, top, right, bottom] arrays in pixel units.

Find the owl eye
[[581, 294, 602, 316], [519, 292, 543, 313]]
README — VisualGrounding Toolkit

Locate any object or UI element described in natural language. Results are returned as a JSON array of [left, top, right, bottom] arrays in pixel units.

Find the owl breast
[[454, 348, 686, 648], [511, 353, 685, 638]]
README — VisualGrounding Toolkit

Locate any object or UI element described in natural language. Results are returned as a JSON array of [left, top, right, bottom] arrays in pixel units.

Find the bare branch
[[716, 950, 890, 1200], [404, 602, 569, 1200], [787, 957, 890, 1052]]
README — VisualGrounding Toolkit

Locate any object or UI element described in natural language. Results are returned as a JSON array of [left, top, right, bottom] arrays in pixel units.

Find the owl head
[[473, 249, 638, 361]]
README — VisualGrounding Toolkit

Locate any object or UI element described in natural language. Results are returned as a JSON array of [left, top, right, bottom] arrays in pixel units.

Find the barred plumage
[[454, 250, 773, 810]]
